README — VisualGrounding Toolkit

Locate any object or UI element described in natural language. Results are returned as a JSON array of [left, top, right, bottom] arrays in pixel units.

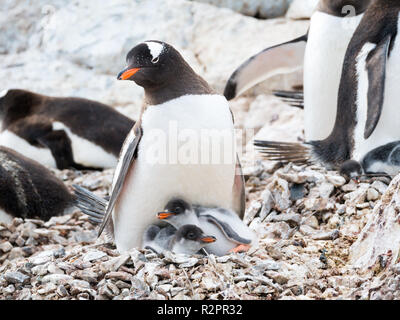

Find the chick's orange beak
[[117, 67, 140, 80], [201, 236, 216, 243], [157, 212, 175, 220]]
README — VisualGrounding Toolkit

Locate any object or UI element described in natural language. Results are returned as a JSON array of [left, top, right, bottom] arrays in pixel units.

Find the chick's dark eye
[[174, 206, 182, 214], [187, 232, 195, 239], [151, 57, 159, 64]]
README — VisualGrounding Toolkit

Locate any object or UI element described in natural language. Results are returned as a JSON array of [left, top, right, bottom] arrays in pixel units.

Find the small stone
[[391, 264, 400, 274], [8, 247, 25, 260], [4, 271, 30, 284], [83, 250, 107, 262], [37, 283, 57, 295], [302, 215, 319, 229], [42, 274, 73, 285], [326, 174, 346, 187], [312, 230, 340, 241], [3, 284, 15, 294], [367, 188, 379, 201], [299, 225, 316, 237], [328, 215, 340, 229], [32, 264, 49, 276], [72, 269, 98, 283], [269, 212, 301, 227], [265, 271, 288, 285], [0, 241, 13, 253], [105, 271, 132, 282], [15, 236, 25, 247], [371, 180, 388, 194]]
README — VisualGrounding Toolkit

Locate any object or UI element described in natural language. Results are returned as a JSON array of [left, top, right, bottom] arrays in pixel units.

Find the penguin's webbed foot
[[229, 244, 251, 253]]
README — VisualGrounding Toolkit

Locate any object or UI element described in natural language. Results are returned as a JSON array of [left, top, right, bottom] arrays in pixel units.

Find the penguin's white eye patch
[[151, 57, 159, 64], [145, 41, 164, 62]]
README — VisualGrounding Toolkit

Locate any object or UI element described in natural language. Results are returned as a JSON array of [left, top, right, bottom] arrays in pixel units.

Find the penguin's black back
[[0, 146, 74, 221], [0, 89, 135, 157]]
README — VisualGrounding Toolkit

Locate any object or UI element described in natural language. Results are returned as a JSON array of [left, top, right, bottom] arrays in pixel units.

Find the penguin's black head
[[175, 225, 216, 244], [339, 160, 363, 182], [157, 198, 192, 220], [0, 89, 37, 121], [117, 41, 184, 89]]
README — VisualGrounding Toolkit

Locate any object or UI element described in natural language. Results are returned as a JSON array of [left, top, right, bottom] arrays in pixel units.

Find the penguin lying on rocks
[[0, 89, 134, 170], [0, 146, 75, 224]]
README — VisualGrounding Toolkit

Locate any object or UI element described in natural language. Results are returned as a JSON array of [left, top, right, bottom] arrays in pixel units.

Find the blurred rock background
[[0, 0, 317, 146]]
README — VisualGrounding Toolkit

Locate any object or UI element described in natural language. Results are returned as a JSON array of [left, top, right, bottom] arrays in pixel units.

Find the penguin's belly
[[304, 12, 363, 141], [113, 95, 236, 252], [353, 29, 400, 167], [0, 130, 57, 168], [52, 122, 118, 168]]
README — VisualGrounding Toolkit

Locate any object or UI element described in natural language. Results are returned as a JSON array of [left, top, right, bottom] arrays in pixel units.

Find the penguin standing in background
[[0, 89, 134, 170], [74, 40, 245, 252], [0, 146, 75, 224], [143, 224, 216, 255], [224, 0, 370, 141], [256, 0, 400, 176]]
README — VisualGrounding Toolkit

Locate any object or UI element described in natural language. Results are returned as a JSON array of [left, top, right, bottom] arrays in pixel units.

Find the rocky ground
[[1, 163, 400, 300], [1, 0, 400, 300]]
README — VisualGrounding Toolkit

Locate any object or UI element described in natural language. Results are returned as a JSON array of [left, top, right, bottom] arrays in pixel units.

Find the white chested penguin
[[255, 0, 400, 176], [224, 0, 370, 141], [73, 40, 246, 252], [0, 89, 135, 170], [0, 146, 75, 224]]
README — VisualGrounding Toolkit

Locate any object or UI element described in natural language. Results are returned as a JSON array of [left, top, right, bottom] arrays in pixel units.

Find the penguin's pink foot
[[229, 244, 251, 253]]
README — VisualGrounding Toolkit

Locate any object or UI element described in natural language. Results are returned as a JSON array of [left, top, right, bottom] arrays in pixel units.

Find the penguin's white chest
[[304, 12, 363, 141], [113, 95, 236, 252], [0, 130, 57, 168], [52, 122, 118, 168], [353, 17, 400, 161]]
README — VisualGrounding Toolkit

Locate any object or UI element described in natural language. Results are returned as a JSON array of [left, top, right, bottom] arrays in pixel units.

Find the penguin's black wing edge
[[98, 125, 143, 236], [364, 34, 392, 139]]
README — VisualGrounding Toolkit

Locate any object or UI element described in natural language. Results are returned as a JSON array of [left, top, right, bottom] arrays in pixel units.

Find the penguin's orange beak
[[157, 212, 175, 220], [201, 236, 216, 243], [117, 67, 140, 80]]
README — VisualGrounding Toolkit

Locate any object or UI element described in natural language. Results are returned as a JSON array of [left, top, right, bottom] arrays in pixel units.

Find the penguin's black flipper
[[272, 90, 304, 109], [254, 140, 314, 164], [98, 125, 143, 237], [364, 34, 392, 139], [72, 184, 107, 223], [224, 34, 307, 100]]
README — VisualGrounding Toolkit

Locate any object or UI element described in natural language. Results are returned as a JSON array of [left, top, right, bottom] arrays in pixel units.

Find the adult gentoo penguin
[[256, 0, 400, 176], [157, 198, 256, 256], [224, 0, 370, 141], [0, 146, 74, 224], [74, 40, 245, 252], [0, 89, 134, 170], [143, 224, 216, 255]]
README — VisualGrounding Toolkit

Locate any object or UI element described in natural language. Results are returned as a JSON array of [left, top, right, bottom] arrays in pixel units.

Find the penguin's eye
[[151, 57, 159, 64], [187, 232, 195, 239], [174, 206, 182, 214]]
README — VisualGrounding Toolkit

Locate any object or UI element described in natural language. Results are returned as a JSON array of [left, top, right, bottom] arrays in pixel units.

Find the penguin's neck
[[143, 69, 213, 106]]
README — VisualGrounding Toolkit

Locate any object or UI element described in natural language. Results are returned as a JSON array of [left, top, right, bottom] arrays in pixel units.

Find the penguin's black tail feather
[[254, 140, 314, 164], [72, 184, 107, 225], [273, 90, 304, 109]]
